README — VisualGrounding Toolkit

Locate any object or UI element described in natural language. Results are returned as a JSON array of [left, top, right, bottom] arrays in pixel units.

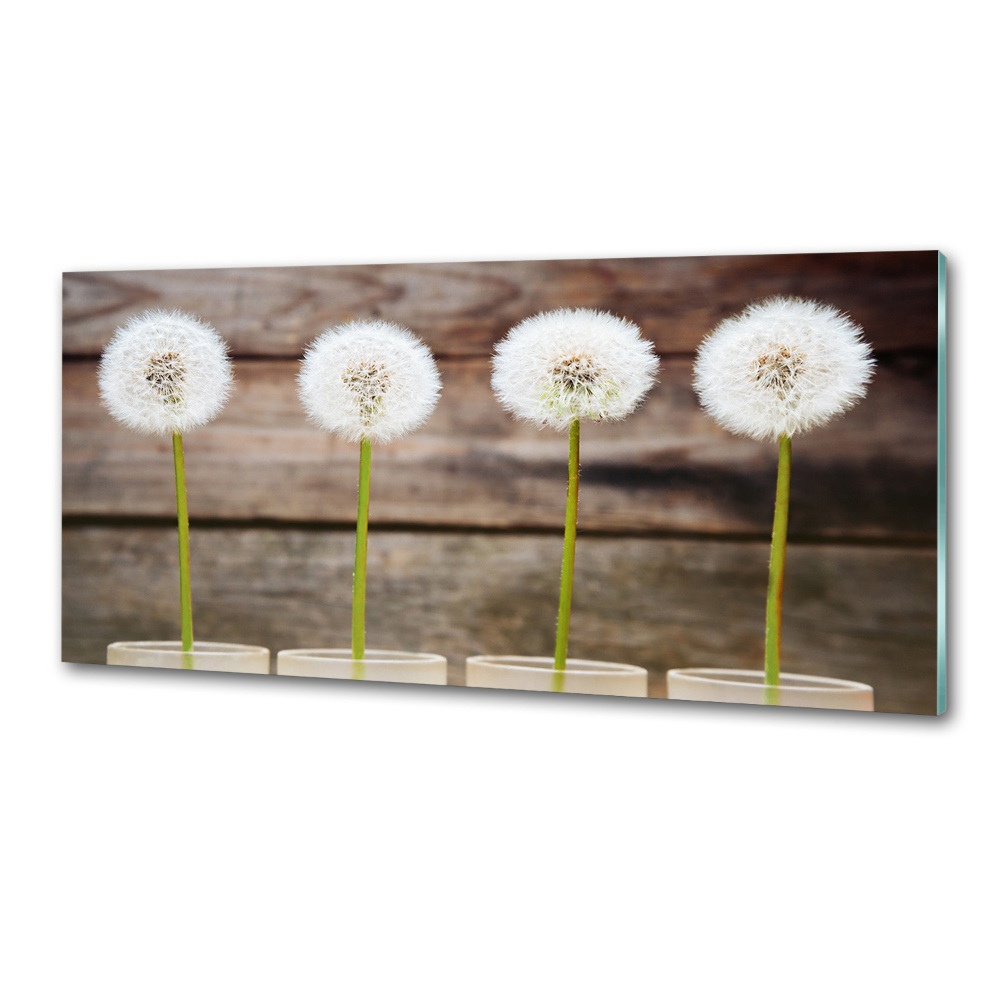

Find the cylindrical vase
[[466, 655, 647, 697], [666, 668, 874, 711], [276, 649, 448, 685], [107, 640, 270, 674]]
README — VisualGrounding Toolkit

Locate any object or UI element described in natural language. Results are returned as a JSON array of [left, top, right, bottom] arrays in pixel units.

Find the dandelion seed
[[297, 319, 441, 445], [98, 309, 234, 436], [98, 309, 234, 659], [491, 308, 659, 431], [692, 297, 875, 442], [692, 296, 876, 694], [296, 319, 441, 662], [490, 307, 657, 680]]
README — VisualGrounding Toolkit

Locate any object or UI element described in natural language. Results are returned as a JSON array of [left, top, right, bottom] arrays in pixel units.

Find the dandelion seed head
[[297, 319, 441, 443], [143, 351, 187, 403], [491, 308, 658, 431], [98, 309, 234, 435], [693, 297, 876, 441]]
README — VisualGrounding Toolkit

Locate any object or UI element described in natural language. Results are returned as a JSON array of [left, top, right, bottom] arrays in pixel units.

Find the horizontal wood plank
[[63, 252, 939, 357], [63, 354, 937, 538], [62, 526, 938, 714]]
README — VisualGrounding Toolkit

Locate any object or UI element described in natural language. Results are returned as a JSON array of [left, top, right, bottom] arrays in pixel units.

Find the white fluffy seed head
[[98, 309, 234, 436], [297, 319, 441, 443], [693, 297, 876, 442], [491, 308, 658, 431]]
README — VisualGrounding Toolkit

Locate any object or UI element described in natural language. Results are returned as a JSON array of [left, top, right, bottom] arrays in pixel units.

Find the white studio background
[[2, 3, 994, 998]]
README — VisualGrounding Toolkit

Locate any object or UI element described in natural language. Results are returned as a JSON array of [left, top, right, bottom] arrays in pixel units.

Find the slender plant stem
[[764, 434, 792, 703], [552, 418, 581, 692], [172, 432, 194, 668], [351, 438, 372, 678]]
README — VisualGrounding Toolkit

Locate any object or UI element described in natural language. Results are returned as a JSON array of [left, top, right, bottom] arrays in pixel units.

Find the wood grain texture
[[63, 353, 937, 537], [63, 252, 939, 357], [61, 526, 938, 714]]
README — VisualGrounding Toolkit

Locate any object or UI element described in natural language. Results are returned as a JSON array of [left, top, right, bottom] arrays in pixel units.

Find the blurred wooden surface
[[63, 354, 935, 537], [63, 253, 937, 357], [62, 527, 937, 714], [62, 253, 940, 713]]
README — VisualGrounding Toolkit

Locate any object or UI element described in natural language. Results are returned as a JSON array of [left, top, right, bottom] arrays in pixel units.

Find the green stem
[[172, 432, 194, 668], [351, 438, 372, 678], [552, 418, 581, 692], [764, 434, 792, 703]]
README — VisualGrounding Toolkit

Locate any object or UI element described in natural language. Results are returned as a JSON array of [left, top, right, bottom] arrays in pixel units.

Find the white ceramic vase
[[666, 668, 874, 711], [276, 648, 448, 685], [107, 640, 271, 674], [466, 655, 648, 697]]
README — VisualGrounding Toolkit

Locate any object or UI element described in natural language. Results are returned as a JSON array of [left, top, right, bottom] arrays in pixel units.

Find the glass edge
[[938, 251, 947, 715]]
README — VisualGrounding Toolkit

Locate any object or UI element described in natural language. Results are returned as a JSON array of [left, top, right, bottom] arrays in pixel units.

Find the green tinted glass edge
[[938, 251, 947, 714]]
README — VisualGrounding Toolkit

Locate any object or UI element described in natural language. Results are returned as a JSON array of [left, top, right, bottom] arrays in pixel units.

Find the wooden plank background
[[61, 252, 940, 713]]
